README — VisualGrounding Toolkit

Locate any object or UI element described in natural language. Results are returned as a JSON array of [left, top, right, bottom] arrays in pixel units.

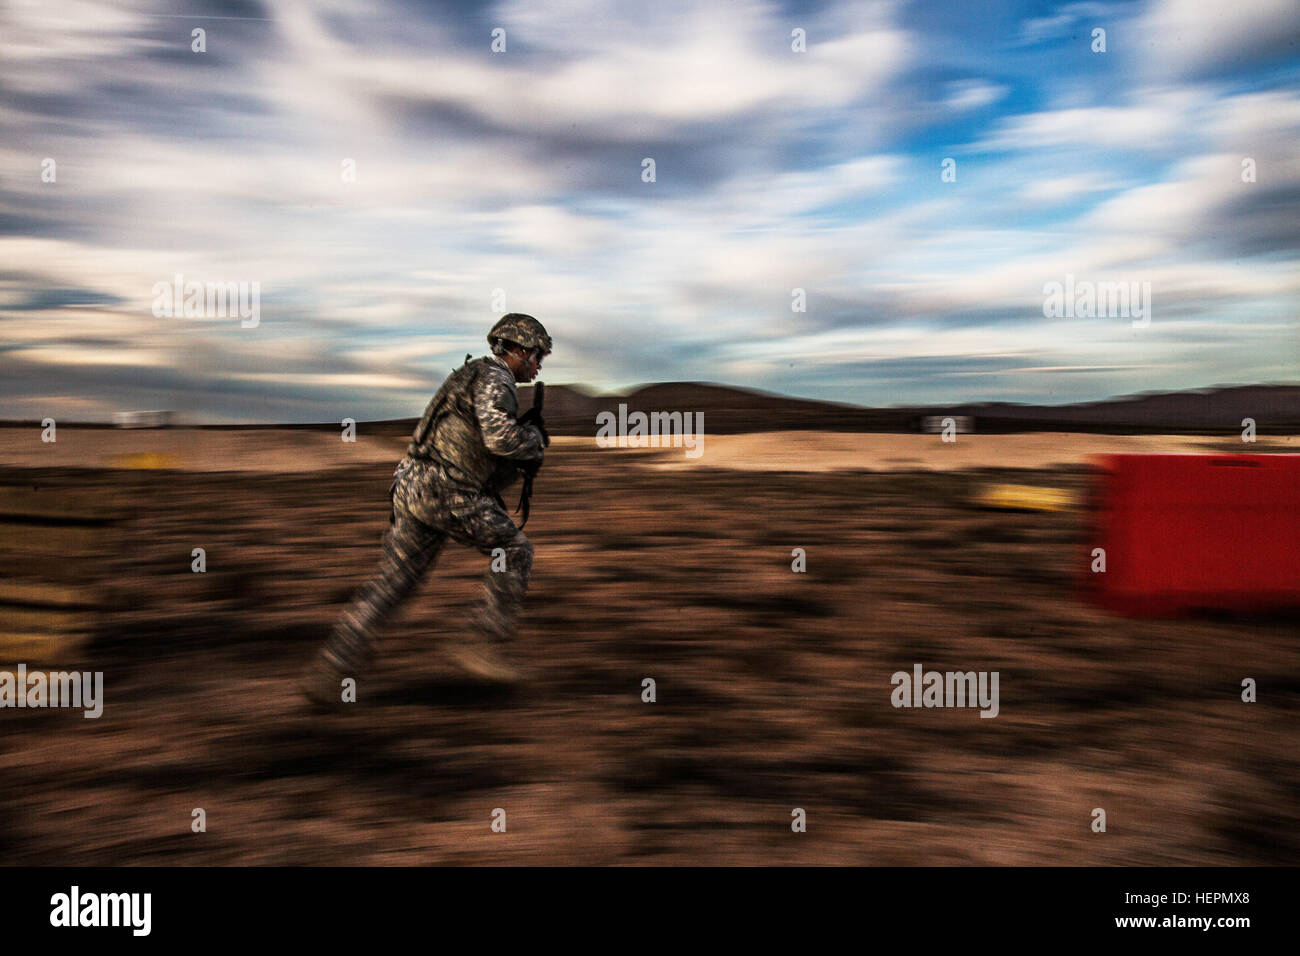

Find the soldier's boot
[[444, 635, 527, 684], [299, 649, 360, 713], [445, 552, 530, 685]]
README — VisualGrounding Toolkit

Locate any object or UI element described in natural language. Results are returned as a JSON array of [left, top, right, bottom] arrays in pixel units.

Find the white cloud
[[1021, 171, 1118, 204], [268, 0, 912, 141], [977, 89, 1202, 153], [1138, 0, 1300, 78], [945, 80, 1006, 111], [10, 345, 173, 367], [1014, 2, 1122, 47], [226, 371, 428, 390]]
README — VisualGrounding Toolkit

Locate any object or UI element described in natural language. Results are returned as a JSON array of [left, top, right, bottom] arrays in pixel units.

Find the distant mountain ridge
[[6, 383, 1298, 433], [939, 384, 1300, 431], [506, 382, 1300, 435]]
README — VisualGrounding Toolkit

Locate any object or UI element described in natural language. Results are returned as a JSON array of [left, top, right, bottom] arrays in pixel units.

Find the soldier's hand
[[518, 408, 549, 447], [524, 419, 549, 448]]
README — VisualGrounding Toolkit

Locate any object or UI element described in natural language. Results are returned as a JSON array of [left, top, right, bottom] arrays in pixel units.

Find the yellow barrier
[[111, 453, 180, 470], [974, 483, 1077, 512]]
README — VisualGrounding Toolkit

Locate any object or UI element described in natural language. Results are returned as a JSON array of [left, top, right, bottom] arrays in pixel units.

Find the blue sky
[[1, 0, 1298, 422]]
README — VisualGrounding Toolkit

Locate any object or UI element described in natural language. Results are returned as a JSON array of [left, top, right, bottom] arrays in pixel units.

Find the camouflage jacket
[[401, 354, 544, 499]]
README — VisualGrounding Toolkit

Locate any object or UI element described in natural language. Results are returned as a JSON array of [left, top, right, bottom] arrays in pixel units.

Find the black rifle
[[514, 382, 547, 528]]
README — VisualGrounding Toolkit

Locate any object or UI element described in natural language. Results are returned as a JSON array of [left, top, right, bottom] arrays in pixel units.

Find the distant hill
[[514, 382, 904, 434], [508, 382, 1300, 435], [940, 384, 1300, 433], [5, 383, 1299, 434], [356, 381, 1300, 436]]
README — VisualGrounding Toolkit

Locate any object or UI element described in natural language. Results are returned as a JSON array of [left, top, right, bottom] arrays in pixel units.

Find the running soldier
[[302, 314, 552, 708]]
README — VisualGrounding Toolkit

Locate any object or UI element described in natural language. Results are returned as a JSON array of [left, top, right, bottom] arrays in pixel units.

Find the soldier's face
[[522, 348, 544, 381], [508, 346, 543, 382]]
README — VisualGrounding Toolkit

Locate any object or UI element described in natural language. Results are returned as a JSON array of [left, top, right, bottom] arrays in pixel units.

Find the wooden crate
[[0, 484, 123, 665]]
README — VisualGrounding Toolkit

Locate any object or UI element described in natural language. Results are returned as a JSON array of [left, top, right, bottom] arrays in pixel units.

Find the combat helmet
[[488, 313, 552, 355]]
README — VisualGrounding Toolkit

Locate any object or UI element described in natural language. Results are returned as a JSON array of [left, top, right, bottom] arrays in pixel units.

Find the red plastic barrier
[[1081, 453, 1300, 616]]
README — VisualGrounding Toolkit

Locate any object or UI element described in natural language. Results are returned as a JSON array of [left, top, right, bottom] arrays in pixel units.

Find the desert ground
[[0, 428, 1296, 865], [1, 425, 1290, 473]]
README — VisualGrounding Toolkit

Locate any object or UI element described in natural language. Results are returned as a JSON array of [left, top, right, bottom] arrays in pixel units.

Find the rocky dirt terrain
[[0, 436, 1296, 865]]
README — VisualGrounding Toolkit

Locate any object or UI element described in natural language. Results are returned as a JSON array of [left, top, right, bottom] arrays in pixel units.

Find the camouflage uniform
[[317, 353, 545, 677]]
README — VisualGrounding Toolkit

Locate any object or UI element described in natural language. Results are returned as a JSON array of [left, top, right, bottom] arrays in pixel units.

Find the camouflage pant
[[319, 462, 534, 674]]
